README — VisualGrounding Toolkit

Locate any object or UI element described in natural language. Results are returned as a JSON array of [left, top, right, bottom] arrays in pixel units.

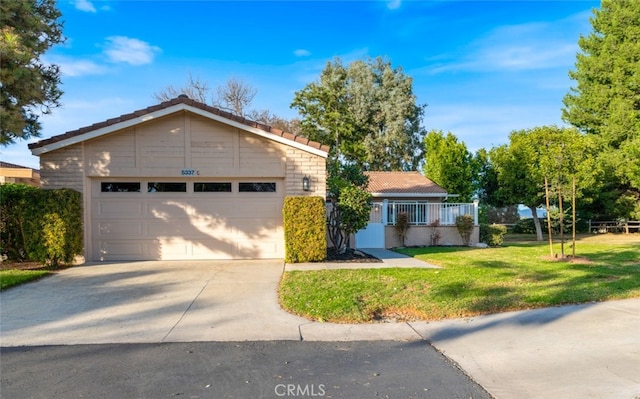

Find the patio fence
[[378, 201, 479, 226]]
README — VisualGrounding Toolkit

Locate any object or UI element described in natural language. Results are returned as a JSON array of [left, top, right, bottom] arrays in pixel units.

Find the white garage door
[[91, 179, 284, 261]]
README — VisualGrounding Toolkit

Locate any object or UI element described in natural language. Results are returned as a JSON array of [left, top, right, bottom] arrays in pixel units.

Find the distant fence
[[589, 220, 640, 234]]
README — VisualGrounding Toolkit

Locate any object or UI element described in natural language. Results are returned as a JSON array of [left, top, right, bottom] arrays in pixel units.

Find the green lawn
[[0, 269, 51, 290], [279, 235, 640, 323]]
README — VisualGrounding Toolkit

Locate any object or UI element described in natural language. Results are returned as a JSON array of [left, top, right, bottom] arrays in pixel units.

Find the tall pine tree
[[562, 0, 640, 218], [0, 0, 64, 145]]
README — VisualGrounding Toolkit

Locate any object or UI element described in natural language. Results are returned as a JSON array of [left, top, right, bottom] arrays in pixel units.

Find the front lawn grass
[[279, 234, 640, 323], [0, 269, 51, 290]]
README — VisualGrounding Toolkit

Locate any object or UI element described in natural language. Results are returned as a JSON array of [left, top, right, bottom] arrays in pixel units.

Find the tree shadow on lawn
[[580, 248, 639, 265], [420, 253, 640, 342]]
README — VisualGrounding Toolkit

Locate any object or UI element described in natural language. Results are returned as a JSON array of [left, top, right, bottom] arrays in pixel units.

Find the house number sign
[[180, 169, 200, 176]]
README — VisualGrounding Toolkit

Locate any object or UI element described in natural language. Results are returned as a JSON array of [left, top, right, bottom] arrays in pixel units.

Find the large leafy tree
[[489, 126, 592, 241], [0, 0, 64, 145], [422, 130, 475, 201], [562, 0, 640, 217], [473, 147, 499, 204], [292, 57, 426, 171]]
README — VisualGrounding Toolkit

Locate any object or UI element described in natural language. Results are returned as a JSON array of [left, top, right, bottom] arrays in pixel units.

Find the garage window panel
[[101, 182, 141, 192], [239, 182, 276, 192], [148, 182, 187, 192], [194, 182, 232, 192]]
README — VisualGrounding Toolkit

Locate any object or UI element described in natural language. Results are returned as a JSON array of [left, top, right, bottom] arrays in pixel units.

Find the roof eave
[[30, 103, 329, 158]]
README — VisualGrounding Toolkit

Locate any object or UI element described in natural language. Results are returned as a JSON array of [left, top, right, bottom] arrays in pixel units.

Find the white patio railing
[[381, 201, 478, 226]]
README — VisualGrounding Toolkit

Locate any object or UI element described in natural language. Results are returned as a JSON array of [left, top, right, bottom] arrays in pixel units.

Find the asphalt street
[[0, 341, 491, 399]]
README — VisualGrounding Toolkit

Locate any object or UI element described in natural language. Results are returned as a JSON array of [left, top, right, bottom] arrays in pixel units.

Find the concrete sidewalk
[[285, 248, 440, 271], [413, 299, 640, 399]]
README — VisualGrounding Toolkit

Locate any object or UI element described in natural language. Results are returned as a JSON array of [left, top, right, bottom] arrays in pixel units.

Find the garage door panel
[[95, 200, 144, 217], [145, 220, 197, 237], [191, 240, 238, 259], [92, 179, 284, 260], [157, 239, 190, 257], [189, 199, 235, 215], [96, 221, 144, 237], [95, 241, 145, 261], [187, 222, 240, 238], [146, 201, 190, 219], [236, 239, 281, 259], [233, 218, 281, 234]]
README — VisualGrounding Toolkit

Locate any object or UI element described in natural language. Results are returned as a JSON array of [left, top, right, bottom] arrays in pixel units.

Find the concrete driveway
[[2, 260, 640, 399], [0, 260, 307, 345]]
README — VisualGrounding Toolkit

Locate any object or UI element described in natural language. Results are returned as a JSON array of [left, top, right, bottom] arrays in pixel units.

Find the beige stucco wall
[[39, 143, 84, 192], [385, 225, 480, 248], [285, 147, 326, 198], [39, 112, 326, 196]]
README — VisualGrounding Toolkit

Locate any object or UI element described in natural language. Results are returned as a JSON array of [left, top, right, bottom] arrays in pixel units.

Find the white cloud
[[386, 0, 402, 10], [294, 49, 311, 57], [103, 36, 161, 66], [46, 56, 108, 77], [74, 0, 96, 13], [424, 17, 583, 75]]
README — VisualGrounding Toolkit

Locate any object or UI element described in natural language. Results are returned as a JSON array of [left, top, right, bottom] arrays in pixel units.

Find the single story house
[[355, 171, 479, 248], [0, 161, 40, 187], [29, 96, 328, 261]]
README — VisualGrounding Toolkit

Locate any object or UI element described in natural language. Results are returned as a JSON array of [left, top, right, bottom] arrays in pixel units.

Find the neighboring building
[[29, 96, 328, 261], [0, 162, 40, 187], [356, 171, 479, 248]]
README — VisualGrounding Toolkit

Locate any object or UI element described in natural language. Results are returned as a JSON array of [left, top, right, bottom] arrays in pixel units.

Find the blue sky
[[2, 0, 600, 169]]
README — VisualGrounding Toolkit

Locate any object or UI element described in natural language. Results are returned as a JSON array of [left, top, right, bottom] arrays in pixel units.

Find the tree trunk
[[327, 201, 346, 253], [529, 205, 544, 241]]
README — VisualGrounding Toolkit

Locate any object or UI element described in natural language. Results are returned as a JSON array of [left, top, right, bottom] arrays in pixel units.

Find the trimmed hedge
[[480, 223, 507, 247], [283, 196, 326, 263], [0, 184, 83, 266]]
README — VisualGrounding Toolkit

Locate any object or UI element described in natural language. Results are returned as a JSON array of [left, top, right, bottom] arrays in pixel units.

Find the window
[[194, 182, 232, 192], [101, 182, 141, 192], [239, 182, 276, 192], [147, 182, 187, 192]]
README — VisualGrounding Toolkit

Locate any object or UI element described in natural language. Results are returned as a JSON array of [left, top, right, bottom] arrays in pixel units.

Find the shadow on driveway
[[0, 260, 304, 346]]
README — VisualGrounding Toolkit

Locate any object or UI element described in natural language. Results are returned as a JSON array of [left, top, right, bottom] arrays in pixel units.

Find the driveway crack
[[161, 280, 210, 342]]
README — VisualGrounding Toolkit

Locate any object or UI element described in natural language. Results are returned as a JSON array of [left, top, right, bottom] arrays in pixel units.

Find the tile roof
[[365, 171, 447, 195], [28, 96, 330, 154], [1, 161, 32, 169]]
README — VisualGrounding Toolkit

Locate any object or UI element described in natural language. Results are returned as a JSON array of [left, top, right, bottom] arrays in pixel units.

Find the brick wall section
[[39, 144, 84, 193], [285, 147, 327, 198]]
